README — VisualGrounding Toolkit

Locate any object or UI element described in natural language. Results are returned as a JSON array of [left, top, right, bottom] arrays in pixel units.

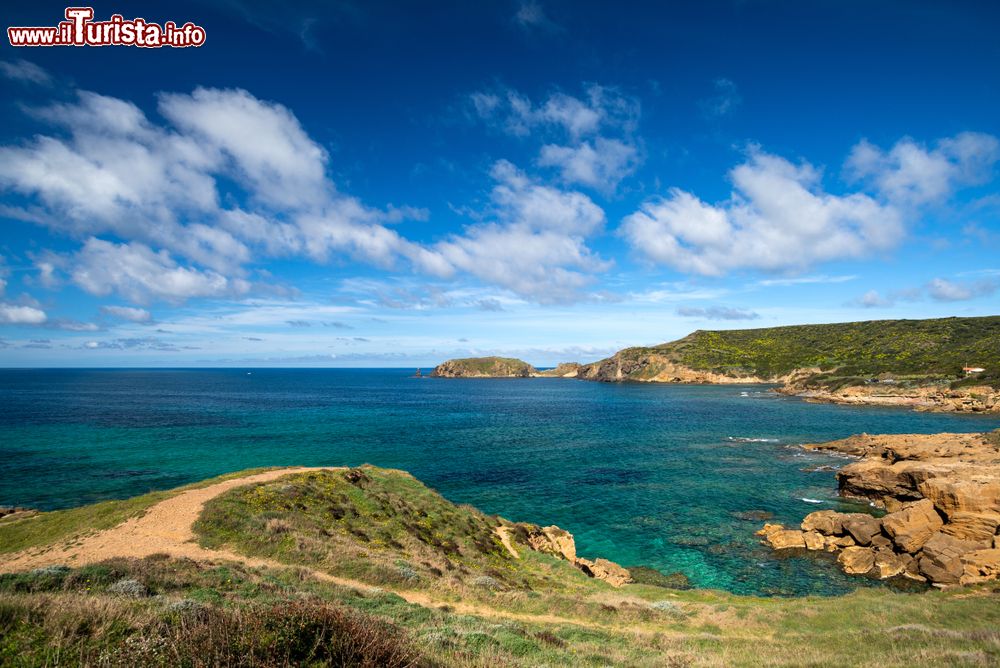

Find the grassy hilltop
[[3, 466, 1000, 666], [581, 316, 1000, 389], [431, 357, 538, 378]]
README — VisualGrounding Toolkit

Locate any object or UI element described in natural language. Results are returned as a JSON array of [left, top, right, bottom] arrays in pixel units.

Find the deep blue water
[[2, 368, 998, 596]]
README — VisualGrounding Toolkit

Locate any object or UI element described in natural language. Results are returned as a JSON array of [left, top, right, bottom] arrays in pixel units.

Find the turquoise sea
[[2, 368, 998, 596]]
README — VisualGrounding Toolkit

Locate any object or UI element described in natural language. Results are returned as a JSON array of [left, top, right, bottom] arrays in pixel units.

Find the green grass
[[2, 555, 1000, 666], [194, 467, 614, 611], [0, 467, 282, 555], [4, 466, 1000, 665], [584, 316, 1000, 387]]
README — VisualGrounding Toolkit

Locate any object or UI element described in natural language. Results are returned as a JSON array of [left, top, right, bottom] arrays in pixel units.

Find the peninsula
[[432, 316, 1000, 413]]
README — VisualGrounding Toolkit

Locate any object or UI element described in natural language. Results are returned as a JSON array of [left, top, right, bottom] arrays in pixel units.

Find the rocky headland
[[759, 431, 1000, 586], [572, 316, 1000, 413], [778, 382, 1000, 413]]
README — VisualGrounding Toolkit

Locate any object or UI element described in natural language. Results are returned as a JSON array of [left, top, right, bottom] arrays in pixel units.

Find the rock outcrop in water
[[760, 431, 1000, 586], [431, 357, 537, 378]]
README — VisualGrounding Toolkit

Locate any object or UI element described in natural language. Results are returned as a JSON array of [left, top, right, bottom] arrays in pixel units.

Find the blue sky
[[0, 0, 998, 367]]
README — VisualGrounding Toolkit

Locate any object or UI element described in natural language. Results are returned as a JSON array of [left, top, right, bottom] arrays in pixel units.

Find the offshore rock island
[[433, 315, 1000, 413]]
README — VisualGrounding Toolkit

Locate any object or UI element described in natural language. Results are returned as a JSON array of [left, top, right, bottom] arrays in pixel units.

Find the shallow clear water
[[2, 368, 997, 596]]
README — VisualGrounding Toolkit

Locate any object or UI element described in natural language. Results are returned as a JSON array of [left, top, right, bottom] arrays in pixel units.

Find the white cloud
[[0, 59, 51, 85], [101, 305, 152, 322], [470, 84, 638, 140], [430, 161, 608, 302], [622, 148, 903, 276], [0, 303, 47, 324], [71, 238, 250, 304], [927, 277, 998, 302], [538, 137, 640, 192], [854, 275, 998, 307], [846, 133, 1000, 205], [158, 87, 330, 210], [0, 87, 443, 303], [857, 289, 893, 308], [470, 84, 641, 192]]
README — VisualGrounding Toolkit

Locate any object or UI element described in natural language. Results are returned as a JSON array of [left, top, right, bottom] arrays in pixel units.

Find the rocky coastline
[[759, 431, 1000, 586], [778, 382, 1000, 414]]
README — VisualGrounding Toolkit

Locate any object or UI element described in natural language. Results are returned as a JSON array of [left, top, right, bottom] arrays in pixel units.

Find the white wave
[[727, 436, 780, 443], [800, 497, 825, 504]]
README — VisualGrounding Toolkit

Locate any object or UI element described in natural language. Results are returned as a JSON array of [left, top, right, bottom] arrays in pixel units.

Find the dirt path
[[0, 467, 656, 634], [1, 467, 337, 572], [494, 525, 520, 559]]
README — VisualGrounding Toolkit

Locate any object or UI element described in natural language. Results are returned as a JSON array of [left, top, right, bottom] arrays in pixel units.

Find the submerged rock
[[769, 530, 807, 550]]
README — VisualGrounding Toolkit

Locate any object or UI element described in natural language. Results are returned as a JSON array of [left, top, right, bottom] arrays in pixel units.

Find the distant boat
[[412, 368, 423, 378]]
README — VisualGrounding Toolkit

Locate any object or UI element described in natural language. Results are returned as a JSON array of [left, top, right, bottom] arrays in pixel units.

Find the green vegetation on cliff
[[431, 356, 537, 378], [585, 316, 1000, 386]]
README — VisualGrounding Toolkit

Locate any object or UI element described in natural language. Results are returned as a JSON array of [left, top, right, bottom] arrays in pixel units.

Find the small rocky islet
[[759, 431, 1000, 587]]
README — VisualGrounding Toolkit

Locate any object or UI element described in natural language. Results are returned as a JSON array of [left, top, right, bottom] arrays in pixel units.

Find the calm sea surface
[[2, 368, 998, 595]]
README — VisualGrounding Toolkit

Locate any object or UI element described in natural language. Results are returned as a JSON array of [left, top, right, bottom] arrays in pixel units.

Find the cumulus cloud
[[101, 305, 152, 322], [70, 238, 250, 305], [538, 138, 640, 193], [431, 160, 608, 302], [857, 289, 893, 308], [0, 87, 432, 303], [927, 277, 998, 302], [846, 133, 1000, 205], [0, 59, 52, 85], [622, 148, 903, 276], [854, 275, 998, 307], [0, 303, 47, 325], [676, 306, 759, 320]]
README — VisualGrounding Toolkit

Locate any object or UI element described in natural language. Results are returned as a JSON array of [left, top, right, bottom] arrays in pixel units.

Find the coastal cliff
[[760, 431, 1000, 586], [576, 316, 1000, 412]]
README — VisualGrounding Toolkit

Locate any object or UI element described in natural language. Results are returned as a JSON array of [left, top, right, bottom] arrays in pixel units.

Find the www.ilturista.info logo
[[8, 7, 206, 48]]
